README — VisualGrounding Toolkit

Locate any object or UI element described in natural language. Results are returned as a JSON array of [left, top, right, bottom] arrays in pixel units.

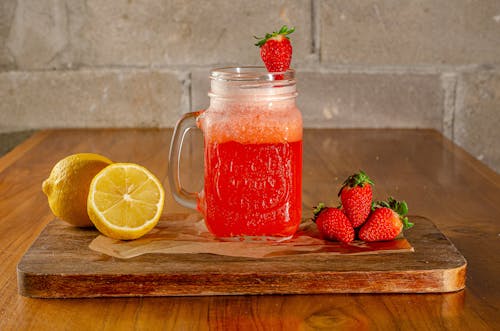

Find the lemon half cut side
[[87, 163, 165, 240]]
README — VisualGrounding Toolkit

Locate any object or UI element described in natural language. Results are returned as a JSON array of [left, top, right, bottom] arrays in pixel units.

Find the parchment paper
[[89, 214, 414, 259]]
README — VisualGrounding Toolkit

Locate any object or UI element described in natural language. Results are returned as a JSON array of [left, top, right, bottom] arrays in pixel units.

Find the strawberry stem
[[254, 25, 295, 47], [374, 196, 414, 229], [312, 202, 326, 222], [338, 170, 374, 196]]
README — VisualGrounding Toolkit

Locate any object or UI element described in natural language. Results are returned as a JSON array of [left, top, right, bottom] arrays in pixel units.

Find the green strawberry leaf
[[385, 196, 412, 228], [338, 170, 374, 196], [402, 216, 414, 229], [397, 201, 409, 216], [373, 200, 390, 209], [312, 202, 326, 222], [254, 25, 295, 47]]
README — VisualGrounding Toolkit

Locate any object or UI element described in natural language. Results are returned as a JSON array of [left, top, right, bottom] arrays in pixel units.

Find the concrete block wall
[[1, 0, 499, 173]]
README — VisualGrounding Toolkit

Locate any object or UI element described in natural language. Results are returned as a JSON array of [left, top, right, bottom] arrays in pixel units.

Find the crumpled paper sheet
[[89, 214, 414, 259]]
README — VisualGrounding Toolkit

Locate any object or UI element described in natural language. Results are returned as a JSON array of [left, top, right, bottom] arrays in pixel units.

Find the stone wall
[[1, 1, 499, 173]]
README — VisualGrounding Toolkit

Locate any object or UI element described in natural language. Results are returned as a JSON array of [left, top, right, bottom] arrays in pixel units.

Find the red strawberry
[[338, 170, 374, 228], [255, 25, 294, 73], [313, 203, 355, 243], [358, 197, 414, 242]]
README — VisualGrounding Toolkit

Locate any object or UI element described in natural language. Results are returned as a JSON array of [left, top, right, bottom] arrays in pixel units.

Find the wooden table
[[1, 129, 499, 330]]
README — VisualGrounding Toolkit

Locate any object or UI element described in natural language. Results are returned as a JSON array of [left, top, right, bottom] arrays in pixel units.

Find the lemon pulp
[[87, 163, 165, 240]]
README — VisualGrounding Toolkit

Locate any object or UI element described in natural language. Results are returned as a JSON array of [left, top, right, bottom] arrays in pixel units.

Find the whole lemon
[[42, 153, 113, 227]]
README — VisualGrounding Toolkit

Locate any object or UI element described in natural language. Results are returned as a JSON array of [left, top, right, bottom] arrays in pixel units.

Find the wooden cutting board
[[17, 216, 466, 298]]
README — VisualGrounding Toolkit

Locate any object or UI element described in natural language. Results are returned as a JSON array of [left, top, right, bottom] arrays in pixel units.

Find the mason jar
[[169, 66, 302, 240]]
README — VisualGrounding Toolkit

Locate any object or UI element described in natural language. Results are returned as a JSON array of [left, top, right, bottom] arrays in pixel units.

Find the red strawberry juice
[[197, 93, 302, 239]]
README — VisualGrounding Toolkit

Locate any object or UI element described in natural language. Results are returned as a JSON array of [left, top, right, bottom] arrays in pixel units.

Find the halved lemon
[[87, 163, 165, 240]]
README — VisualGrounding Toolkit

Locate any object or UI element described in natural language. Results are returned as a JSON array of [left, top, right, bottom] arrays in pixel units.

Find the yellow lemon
[[42, 153, 113, 227], [87, 163, 165, 240]]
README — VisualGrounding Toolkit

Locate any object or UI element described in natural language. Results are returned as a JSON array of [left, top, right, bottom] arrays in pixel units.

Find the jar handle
[[168, 110, 203, 210]]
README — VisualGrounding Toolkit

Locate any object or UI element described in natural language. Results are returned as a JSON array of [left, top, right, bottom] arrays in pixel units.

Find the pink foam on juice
[[198, 99, 302, 238]]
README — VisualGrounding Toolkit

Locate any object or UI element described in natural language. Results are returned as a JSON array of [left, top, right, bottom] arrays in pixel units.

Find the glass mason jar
[[169, 67, 302, 240]]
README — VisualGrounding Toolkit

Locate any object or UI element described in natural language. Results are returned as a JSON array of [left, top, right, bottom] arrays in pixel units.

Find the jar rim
[[210, 66, 295, 82]]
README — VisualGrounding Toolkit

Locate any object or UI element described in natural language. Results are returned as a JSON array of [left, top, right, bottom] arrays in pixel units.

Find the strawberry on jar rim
[[338, 170, 374, 228], [255, 25, 295, 74], [312, 203, 355, 243], [358, 197, 414, 242]]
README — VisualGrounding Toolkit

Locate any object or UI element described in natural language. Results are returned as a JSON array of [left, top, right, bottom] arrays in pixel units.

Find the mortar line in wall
[[188, 71, 192, 114], [4, 0, 19, 69], [311, 0, 321, 58], [293, 64, 500, 75], [441, 73, 457, 141], [310, 0, 314, 54], [453, 75, 466, 144], [451, 99, 455, 142], [3, 64, 499, 75], [181, 71, 192, 115], [451, 78, 457, 142]]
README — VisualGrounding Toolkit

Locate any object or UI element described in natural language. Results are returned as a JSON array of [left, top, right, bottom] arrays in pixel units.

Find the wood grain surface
[[1, 129, 499, 330], [17, 215, 465, 297]]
